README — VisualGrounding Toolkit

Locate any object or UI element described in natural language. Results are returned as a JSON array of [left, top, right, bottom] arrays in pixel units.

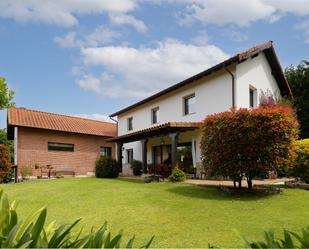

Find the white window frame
[[127, 117, 133, 131], [126, 149, 133, 164], [183, 93, 196, 115], [151, 107, 159, 124], [249, 85, 257, 108]]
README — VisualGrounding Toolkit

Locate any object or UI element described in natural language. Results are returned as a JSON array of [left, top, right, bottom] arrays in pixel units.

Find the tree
[[0, 129, 13, 163], [201, 105, 299, 189], [0, 144, 11, 183], [0, 77, 14, 110], [285, 61, 309, 138]]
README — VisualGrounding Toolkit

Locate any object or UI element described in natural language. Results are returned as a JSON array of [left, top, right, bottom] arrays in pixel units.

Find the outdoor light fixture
[[160, 137, 165, 146]]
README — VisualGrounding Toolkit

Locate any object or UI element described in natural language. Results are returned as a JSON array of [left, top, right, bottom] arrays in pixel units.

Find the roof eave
[[7, 124, 115, 139]]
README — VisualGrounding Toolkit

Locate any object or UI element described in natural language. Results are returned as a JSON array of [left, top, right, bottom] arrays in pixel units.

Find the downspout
[[109, 116, 118, 136], [224, 66, 236, 109]]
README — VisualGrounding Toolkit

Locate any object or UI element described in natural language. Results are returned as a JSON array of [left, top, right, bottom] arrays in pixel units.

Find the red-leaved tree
[[201, 105, 299, 189], [0, 144, 11, 183]]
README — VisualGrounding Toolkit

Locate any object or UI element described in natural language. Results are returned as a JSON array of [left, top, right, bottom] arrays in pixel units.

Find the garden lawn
[[1, 178, 309, 248]]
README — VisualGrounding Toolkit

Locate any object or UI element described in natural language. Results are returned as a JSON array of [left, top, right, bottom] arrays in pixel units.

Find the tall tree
[[285, 61, 309, 138], [0, 77, 14, 110]]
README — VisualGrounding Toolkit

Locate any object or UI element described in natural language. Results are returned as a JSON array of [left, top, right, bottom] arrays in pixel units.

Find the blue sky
[[0, 0, 309, 128]]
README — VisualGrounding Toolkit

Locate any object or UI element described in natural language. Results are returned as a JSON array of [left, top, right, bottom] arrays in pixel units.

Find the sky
[[0, 0, 309, 128]]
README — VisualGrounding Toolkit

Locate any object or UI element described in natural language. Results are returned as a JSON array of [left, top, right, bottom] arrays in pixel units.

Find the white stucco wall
[[118, 69, 234, 136], [236, 53, 281, 108]]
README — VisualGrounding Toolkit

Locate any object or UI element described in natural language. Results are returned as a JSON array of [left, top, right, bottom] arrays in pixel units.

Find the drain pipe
[[109, 116, 118, 136], [224, 66, 236, 109]]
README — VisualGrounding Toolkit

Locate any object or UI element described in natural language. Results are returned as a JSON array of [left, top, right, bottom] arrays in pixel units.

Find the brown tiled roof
[[8, 107, 116, 137], [108, 122, 203, 143], [110, 41, 292, 117], [239, 41, 272, 59]]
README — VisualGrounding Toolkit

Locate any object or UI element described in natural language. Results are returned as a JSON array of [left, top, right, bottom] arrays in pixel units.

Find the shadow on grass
[[166, 184, 278, 201]]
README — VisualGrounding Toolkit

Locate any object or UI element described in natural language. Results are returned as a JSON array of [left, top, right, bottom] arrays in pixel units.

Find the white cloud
[[296, 20, 309, 43], [54, 32, 79, 48], [168, 0, 309, 27], [109, 13, 147, 33], [224, 30, 249, 43], [72, 113, 116, 123], [178, 0, 275, 27], [78, 39, 229, 98], [0, 0, 139, 28], [54, 26, 120, 48]]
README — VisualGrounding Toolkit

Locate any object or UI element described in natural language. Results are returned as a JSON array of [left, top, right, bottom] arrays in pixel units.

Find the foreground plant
[[209, 227, 309, 248], [243, 228, 309, 248], [0, 190, 153, 248]]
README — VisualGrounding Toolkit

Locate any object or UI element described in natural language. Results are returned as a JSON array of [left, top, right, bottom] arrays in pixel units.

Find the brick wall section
[[17, 127, 115, 176]]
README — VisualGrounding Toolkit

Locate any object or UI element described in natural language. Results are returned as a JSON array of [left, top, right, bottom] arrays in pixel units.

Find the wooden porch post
[[116, 142, 123, 172], [170, 132, 179, 169], [141, 139, 148, 174]]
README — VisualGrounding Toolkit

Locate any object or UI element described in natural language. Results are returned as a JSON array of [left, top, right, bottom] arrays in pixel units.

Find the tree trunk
[[233, 180, 236, 188], [238, 180, 242, 189], [247, 178, 253, 190]]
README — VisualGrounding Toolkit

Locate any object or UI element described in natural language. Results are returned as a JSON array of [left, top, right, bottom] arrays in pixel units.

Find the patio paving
[[185, 178, 292, 187], [120, 175, 293, 187]]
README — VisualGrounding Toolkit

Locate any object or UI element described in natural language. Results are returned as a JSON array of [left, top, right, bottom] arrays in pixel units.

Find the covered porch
[[109, 122, 203, 177]]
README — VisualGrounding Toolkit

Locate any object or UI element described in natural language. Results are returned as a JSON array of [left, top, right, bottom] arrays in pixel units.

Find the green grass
[[1, 178, 309, 248]]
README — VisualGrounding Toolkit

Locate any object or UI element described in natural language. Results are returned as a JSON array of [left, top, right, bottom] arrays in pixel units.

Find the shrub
[[95, 157, 120, 178], [169, 166, 186, 182], [291, 139, 309, 183], [0, 144, 11, 183], [130, 160, 143, 176], [201, 105, 299, 189], [0, 190, 154, 248]]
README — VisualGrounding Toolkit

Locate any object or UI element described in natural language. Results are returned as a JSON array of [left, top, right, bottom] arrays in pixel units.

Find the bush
[[0, 144, 11, 183], [0, 190, 154, 248], [95, 157, 120, 178], [291, 139, 309, 183], [201, 105, 299, 189], [130, 160, 143, 176], [169, 166, 186, 182]]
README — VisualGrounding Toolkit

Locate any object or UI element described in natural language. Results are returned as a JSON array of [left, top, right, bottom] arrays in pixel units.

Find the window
[[249, 86, 257, 108], [100, 147, 112, 158], [127, 117, 133, 131], [48, 142, 74, 152], [151, 107, 159, 124], [184, 94, 196, 115], [126, 149, 133, 163]]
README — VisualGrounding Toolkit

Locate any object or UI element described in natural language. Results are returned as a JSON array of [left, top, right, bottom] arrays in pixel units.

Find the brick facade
[[17, 127, 115, 176]]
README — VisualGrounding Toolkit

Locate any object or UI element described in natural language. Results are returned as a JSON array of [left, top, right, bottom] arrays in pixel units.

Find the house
[[7, 107, 116, 177], [109, 41, 292, 177]]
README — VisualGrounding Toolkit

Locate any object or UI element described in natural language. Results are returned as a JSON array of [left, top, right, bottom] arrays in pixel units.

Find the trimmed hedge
[[95, 157, 120, 178], [291, 139, 309, 183]]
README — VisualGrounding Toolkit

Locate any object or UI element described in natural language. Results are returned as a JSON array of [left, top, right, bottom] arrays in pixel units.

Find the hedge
[[291, 139, 309, 183]]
